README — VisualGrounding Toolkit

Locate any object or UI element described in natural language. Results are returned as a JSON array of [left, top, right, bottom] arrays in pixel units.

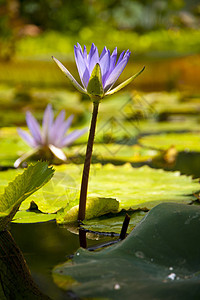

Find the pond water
[[10, 221, 117, 299]]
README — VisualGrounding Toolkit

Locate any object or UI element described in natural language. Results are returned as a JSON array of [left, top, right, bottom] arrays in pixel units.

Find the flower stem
[[78, 101, 99, 221]]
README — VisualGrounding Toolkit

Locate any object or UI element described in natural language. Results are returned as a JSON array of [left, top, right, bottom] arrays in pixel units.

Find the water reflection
[[10, 221, 115, 300], [0, 230, 50, 299]]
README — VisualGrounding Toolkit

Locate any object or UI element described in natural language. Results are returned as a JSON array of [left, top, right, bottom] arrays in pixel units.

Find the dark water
[[10, 221, 116, 300]]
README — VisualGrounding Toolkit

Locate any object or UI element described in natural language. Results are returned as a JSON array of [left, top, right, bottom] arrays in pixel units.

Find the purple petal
[[50, 109, 65, 143], [26, 111, 42, 144], [100, 46, 107, 60], [54, 114, 74, 147], [74, 45, 90, 89], [100, 49, 110, 87], [104, 50, 131, 92], [42, 104, 54, 144], [88, 43, 99, 75], [61, 128, 88, 147], [83, 45, 87, 61], [116, 50, 125, 66], [109, 47, 117, 72], [17, 128, 37, 147]]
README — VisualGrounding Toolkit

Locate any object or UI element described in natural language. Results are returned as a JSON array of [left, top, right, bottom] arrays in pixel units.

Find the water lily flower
[[53, 43, 144, 101], [53, 43, 144, 221], [14, 104, 87, 168]]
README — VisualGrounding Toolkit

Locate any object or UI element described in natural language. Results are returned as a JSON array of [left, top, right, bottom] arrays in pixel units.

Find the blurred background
[[0, 0, 200, 150], [0, 0, 199, 89]]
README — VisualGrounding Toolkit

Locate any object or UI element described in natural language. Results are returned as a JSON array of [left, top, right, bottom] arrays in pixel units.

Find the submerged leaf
[[53, 203, 200, 300]]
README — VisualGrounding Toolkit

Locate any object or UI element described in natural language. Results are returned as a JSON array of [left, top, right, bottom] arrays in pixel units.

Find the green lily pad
[[57, 197, 119, 224], [0, 127, 30, 166], [0, 161, 54, 230], [81, 210, 147, 234], [12, 210, 56, 223], [29, 163, 199, 215], [138, 118, 200, 134], [139, 132, 200, 152], [0, 164, 198, 224], [53, 203, 200, 300], [68, 144, 158, 163]]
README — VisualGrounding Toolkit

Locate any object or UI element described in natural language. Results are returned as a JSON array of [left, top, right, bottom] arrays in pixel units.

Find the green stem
[[78, 101, 99, 221]]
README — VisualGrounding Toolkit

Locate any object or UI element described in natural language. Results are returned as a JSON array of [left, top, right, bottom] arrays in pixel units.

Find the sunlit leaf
[[12, 210, 56, 223], [0, 164, 199, 220], [53, 203, 200, 300], [57, 197, 119, 224], [0, 162, 54, 230], [68, 144, 158, 163], [139, 132, 200, 152]]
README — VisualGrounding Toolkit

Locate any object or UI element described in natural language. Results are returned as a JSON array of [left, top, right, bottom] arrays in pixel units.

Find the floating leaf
[[0, 161, 54, 230], [12, 210, 56, 223], [57, 197, 119, 224], [68, 144, 158, 163], [0, 164, 199, 224], [53, 203, 200, 300], [81, 210, 147, 234], [139, 132, 200, 152]]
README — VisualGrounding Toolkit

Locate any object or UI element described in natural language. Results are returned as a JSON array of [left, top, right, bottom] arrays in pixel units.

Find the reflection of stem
[[78, 102, 99, 221], [79, 228, 87, 249], [0, 230, 50, 299], [119, 213, 130, 240]]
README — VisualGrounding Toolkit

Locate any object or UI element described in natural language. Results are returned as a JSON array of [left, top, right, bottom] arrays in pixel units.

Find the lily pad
[[0, 164, 200, 221], [0, 161, 54, 230], [12, 210, 56, 223], [68, 144, 158, 163], [0, 127, 30, 166], [53, 203, 200, 300], [24, 163, 200, 214], [81, 210, 147, 234], [139, 132, 200, 152], [57, 197, 119, 224], [0, 164, 199, 224]]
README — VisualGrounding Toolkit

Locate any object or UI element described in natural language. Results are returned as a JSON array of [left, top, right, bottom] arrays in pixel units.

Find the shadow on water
[[150, 151, 200, 179], [9, 221, 117, 300]]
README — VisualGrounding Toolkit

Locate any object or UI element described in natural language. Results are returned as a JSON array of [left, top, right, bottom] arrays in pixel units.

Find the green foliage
[[0, 161, 54, 230], [16, 29, 200, 59], [53, 203, 200, 299]]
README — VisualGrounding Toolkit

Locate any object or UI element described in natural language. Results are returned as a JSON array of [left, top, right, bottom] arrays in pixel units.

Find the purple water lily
[[14, 104, 87, 167], [52, 43, 145, 221], [74, 43, 130, 93], [53, 43, 144, 99]]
